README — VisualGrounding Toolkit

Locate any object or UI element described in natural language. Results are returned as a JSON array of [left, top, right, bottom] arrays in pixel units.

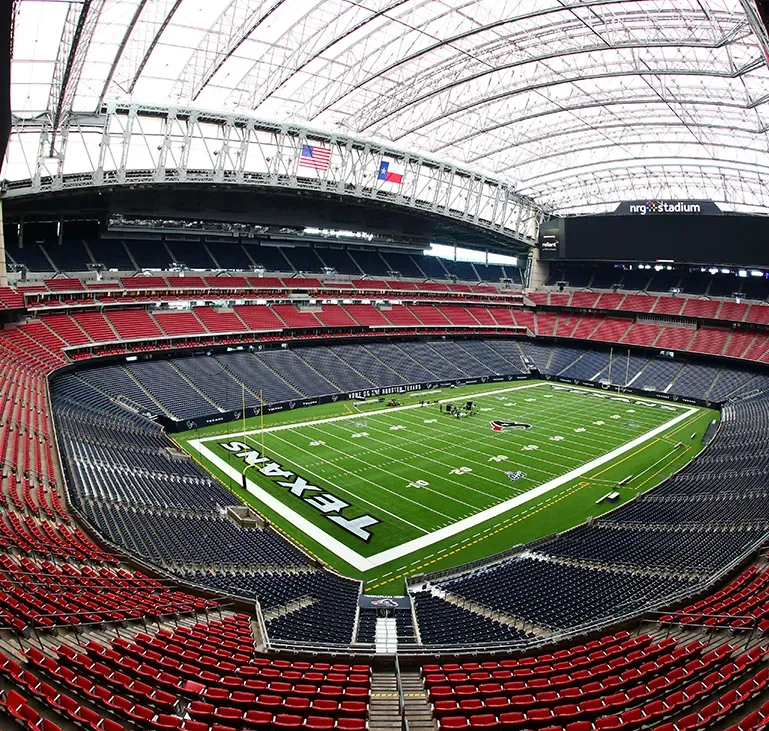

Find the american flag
[[299, 144, 331, 171]]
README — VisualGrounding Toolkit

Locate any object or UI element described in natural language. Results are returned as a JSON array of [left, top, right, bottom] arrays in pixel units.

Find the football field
[[181, 381, 716, 590]]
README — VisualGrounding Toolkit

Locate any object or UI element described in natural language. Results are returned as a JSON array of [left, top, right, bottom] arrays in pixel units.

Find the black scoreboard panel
[[538, 218, 564, 260], [550, 214, 769, 268]]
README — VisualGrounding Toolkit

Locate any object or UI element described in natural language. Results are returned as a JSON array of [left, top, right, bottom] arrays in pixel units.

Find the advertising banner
[[158, 373, 533, 432]]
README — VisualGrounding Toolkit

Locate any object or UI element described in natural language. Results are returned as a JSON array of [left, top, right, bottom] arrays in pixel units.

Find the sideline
[[188, 382, 697, 572], [195, 382, 543, 442]]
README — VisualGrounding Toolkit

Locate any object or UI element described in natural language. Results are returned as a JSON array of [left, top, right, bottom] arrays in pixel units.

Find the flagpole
[[608, 346, 613, 384], [626, 349, 631, 387]]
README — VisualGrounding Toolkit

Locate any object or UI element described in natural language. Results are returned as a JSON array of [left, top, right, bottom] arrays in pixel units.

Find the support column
[[0, 200, 7, 287], [526, 246, 549, 291]]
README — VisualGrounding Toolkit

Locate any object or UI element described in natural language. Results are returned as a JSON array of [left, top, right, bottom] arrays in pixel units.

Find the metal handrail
[[395, 653, 405, 718]]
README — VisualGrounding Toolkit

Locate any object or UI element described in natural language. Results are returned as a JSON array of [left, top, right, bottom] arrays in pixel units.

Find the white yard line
[[311, 420, 532, 500], [264, 430, 454, 522], [359, 406, 698, 570], [188, 382, 697, 572], [195, 383, 546, 443], [389, 394, 665, 469]]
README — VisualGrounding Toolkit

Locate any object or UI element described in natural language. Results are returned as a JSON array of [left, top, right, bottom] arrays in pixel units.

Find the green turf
[[174, 381, 717, 593]]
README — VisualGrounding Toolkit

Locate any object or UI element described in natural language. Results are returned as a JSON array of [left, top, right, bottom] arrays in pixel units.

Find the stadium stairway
[[429, 587, 552, 637], [3, 609, 373, 730], [370, 669, 402, 731], [119, 367, 174, 417], [165, 363, 225, 412], [375, 618, 398, 654], [417, 548, 769, 731], [368, 667, 436, 731], [401, 670, 436, 731], [522, 549, 713, 583], [261, 596, 318, 623]]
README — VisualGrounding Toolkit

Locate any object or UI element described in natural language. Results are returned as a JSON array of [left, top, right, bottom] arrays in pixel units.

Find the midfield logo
[[506, 471, 527, 481], [490, 420, 532, 432]]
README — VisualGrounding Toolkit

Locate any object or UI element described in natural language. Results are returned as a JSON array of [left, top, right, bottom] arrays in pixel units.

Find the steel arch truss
[[238, 0, 769, 214], [2, 103, 541, 245], [524, 163, 769, 214], [8, 0, 769, 216]]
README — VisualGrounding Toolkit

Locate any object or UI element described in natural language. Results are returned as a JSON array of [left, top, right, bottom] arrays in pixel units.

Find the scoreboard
[[538, 218, 564, 260], [539, 203, 769, 267]]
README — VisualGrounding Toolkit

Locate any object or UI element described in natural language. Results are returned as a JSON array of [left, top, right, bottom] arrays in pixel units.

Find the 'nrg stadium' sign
[[613, 200, 722, 216]]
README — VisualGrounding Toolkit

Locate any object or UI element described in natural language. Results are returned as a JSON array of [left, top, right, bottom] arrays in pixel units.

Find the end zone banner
[[359, 595, 411, 609], [545, 375, 717, 409], [159, 373, 532, 432]]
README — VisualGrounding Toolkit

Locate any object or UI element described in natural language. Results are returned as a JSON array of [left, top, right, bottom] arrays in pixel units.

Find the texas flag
[[378, 160, 403, 184]]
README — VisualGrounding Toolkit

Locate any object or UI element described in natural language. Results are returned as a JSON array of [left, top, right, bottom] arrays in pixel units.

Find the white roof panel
[[6, 0, 769, 213]]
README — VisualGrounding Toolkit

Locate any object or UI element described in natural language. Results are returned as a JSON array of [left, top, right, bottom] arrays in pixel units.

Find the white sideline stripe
[[188, 384, 696, 572], [366, 406, 696, 569], [192, 442, 380, 570], [196, 382, 544, 442], [195, 381, 687, 443]]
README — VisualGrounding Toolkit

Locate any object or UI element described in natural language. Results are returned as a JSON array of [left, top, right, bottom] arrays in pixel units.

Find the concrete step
[[376, 617, 398, 654], [402, 669, 435, 731], [370, 668, 401, 731]]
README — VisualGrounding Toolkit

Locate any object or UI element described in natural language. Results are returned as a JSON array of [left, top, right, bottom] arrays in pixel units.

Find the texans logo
[[490, 420, 532, 431], [370, 598, 400, 607]]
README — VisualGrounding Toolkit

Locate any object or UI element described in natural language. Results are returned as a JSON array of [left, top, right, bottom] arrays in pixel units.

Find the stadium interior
[[0, 2, 769, 731]]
